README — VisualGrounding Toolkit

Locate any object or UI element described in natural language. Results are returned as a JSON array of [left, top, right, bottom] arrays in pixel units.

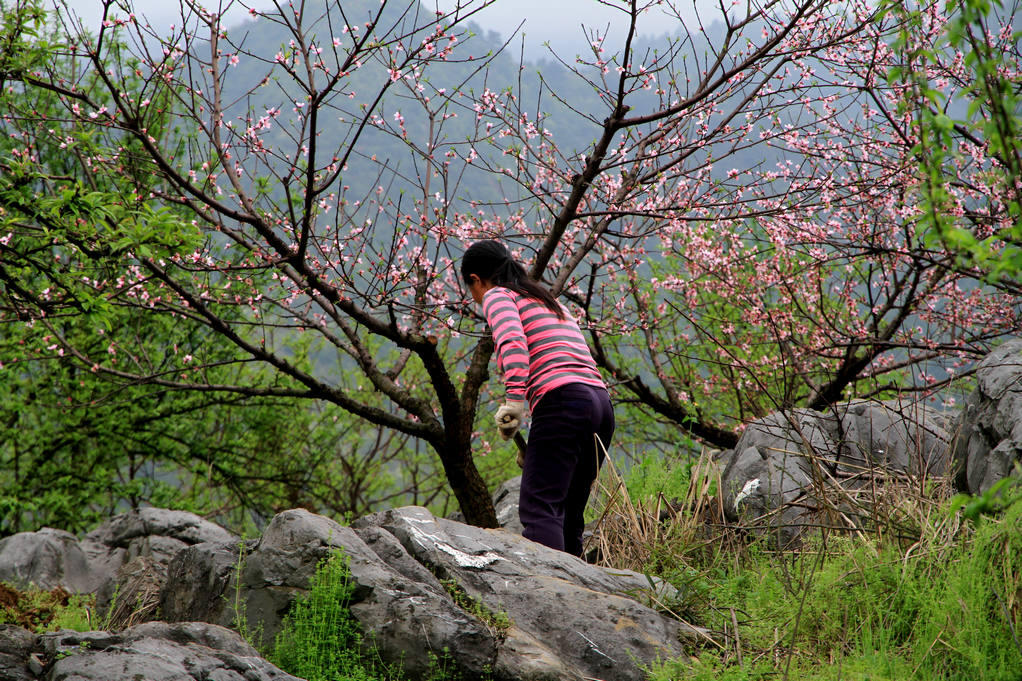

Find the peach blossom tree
[[2, 0, 1019, 526], [452, 0, 1020, 445]]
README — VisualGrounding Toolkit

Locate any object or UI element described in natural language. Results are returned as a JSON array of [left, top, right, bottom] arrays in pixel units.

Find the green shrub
[[269, 551, 403, 681]]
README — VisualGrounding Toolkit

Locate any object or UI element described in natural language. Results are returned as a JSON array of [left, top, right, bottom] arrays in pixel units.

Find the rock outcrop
[[718, 399, 953, 546], [0, 502, 700, 681], [0, 508, 237, 596], [0, 529, 99, 594], [157, 506, 700, 681], [0, 621, 301, 681], [953, 339, 1022, 495]]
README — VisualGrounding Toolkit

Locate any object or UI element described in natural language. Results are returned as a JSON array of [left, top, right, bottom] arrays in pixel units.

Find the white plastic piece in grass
[[734, 478, 761, 509]]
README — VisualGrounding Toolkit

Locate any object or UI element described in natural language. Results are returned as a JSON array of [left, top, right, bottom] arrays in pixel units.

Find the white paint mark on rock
[[435, 541, 503, 568], [405, 521, 503, 568], [577, 630, 616, 661]]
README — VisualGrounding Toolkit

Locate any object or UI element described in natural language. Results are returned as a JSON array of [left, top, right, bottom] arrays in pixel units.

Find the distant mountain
[[213, 1, 820, 222], [216, 0, 610, 212]]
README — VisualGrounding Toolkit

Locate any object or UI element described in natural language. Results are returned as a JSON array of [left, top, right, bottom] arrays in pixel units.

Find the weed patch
[[0, 583, 95, 632], [438, 577, 511, 638], [269, 551, 404, 681]]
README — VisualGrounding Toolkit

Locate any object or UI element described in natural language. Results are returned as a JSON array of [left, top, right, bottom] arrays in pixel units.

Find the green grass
[[911, 490, 1022, 680], [605, 454, 1022, 681], [621, 450, 699, 504]]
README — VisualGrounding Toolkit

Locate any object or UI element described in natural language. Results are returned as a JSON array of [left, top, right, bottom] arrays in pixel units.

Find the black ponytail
[[461, 240, 565, 319]]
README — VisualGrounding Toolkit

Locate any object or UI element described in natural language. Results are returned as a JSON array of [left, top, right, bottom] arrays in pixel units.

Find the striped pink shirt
[[482, 286, 606, 410]]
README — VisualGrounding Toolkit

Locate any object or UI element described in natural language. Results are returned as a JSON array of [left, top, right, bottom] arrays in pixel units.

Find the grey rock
[[32, 622, 300, 681], [78, 510, 224, 595], [953, 339, 1022, 494], [258, 506, 350, 551], [84, 508, 236, 549], [160, 506, 697, 681], [0, 509, 237, 602], [719, 400, 953, 546], [0, 528, 99, 593], [720, 409, 830, 546], [837, 400, 951, 477], [355, 506, 694, 681], [157, 539, 250, 630], [722, 443, 813, 546], [0, 625, 38, 681], [492, 475, 524, 535], [162, 509, 493, 673], [1, 621, 299, 681]]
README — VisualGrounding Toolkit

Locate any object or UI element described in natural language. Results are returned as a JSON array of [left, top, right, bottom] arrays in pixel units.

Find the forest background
[[0, 0, 1019, 535]]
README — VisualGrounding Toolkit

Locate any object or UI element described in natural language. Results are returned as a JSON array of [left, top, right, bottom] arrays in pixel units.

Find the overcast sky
[[56, 0, 712, 58]]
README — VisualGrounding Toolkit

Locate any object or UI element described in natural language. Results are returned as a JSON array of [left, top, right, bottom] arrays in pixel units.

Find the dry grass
[[585, 442, 965, 574], [103, 556, 166, 630], [585, 447, 737, 574], [756, 445, 963, 551]]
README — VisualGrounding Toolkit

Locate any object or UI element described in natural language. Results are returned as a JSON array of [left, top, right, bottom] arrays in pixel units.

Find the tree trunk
[[433, 433, 498, 528]]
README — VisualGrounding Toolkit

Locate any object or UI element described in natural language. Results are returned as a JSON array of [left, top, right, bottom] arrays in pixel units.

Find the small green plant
[[269, 550, 404, 681], [99, 582, 121, 631], [46, 593, 95, 632], [438, 578, 511, 637], [228, 539, 261, 647], [424, 649, 463, 681]]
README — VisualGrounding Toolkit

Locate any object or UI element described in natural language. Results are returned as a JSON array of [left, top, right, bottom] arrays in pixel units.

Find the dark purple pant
[[519, 383, 615, 556]]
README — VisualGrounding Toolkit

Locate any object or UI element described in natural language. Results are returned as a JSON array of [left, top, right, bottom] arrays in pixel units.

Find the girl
[[462, 240, 614, 556]]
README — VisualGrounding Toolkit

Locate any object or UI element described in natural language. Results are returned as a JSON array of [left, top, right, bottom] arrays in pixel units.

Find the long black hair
[[461, 240, 565, 319]]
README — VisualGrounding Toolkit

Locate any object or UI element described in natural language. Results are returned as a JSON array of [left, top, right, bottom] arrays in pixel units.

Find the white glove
[[494, 400, 525, 441]]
